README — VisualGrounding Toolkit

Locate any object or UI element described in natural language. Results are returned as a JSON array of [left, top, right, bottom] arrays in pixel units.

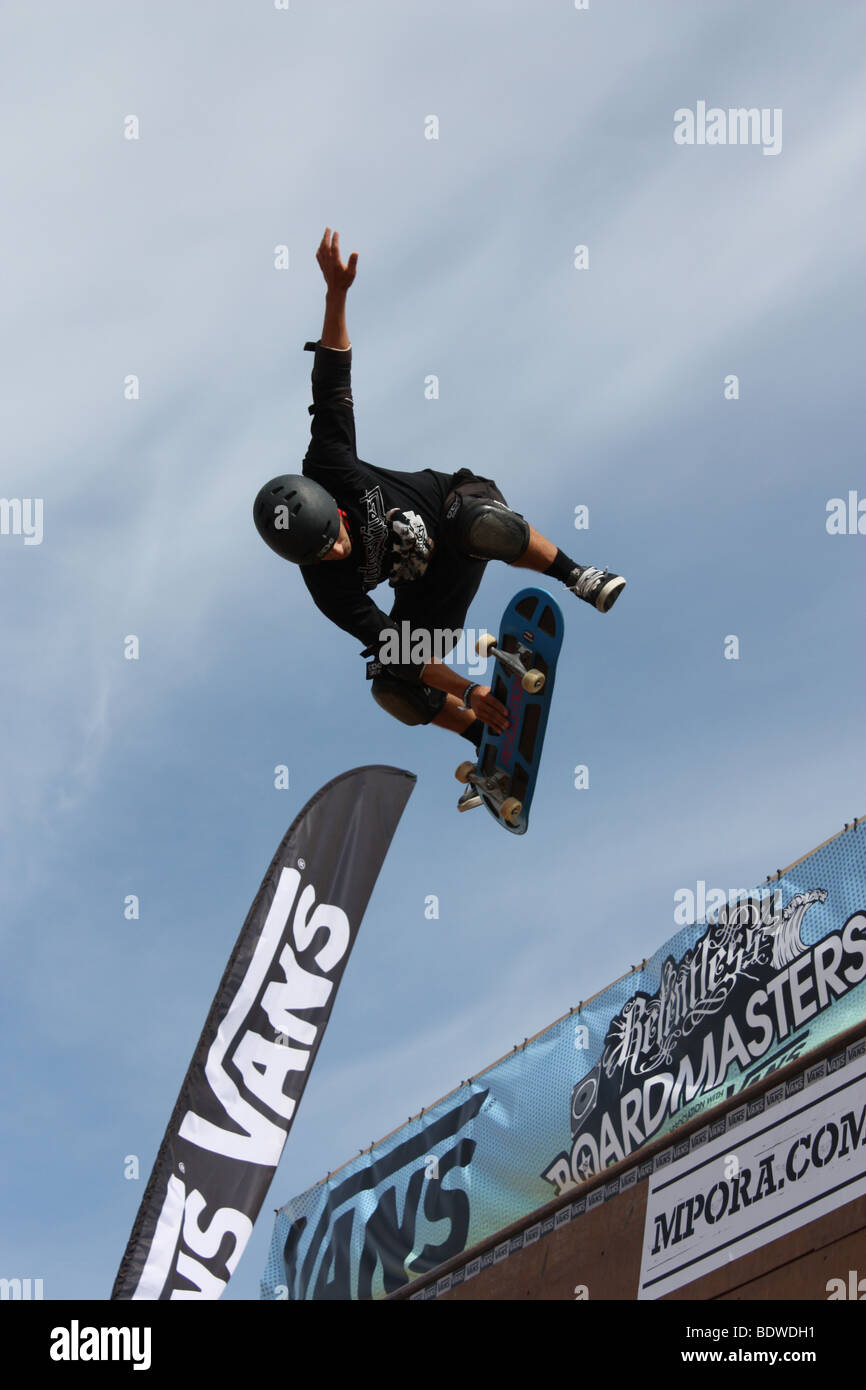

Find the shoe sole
[[596, 575, 626, 613]]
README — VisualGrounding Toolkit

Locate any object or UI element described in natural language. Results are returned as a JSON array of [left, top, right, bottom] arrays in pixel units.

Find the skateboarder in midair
[[254, 229, 626, 751]]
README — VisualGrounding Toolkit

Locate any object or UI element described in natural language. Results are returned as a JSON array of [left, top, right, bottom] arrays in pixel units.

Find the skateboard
[[454, 587, 564, 834]]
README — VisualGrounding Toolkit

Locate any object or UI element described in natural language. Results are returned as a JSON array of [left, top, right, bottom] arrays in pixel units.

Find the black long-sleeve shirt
[[299, 339, 454, 654]]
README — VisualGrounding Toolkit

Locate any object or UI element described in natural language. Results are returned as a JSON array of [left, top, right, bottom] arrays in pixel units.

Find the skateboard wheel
[[500, 796, 522, 826], [476, 632, 497, 658], [457, 794, 483, 812], [455, 761, 476, 784], [521, 669, 545, 694]]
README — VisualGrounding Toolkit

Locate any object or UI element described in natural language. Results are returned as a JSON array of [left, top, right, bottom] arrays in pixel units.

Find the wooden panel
[[442, 1189, 865, 1302], [717, 1228, 866, 1301], [665, 1194, 866, 1301], [441, 1186, 647, 1301]]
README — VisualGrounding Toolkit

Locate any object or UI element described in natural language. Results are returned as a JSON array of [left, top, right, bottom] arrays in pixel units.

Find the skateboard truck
[[455, 761, 523, 826], [476, 633, 545, 693]]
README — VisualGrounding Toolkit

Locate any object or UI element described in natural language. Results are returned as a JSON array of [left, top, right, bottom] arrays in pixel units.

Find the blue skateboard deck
[[456, 587, 564, 834]]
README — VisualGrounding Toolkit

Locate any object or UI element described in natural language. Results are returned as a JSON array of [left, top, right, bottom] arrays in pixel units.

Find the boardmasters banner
[[261, 819, 866, 1300], [112, 765, 415, 1300]]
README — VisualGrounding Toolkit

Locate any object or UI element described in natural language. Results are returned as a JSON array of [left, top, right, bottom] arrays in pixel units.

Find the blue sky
[[1, 0, 864, 1300]]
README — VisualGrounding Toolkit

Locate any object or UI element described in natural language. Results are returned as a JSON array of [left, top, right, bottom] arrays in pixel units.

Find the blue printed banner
[[261, 821, 866, 1300]]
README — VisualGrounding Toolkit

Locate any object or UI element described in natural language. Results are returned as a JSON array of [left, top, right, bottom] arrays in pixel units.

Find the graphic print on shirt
[[360, 486, 388, 586], [387, 509, 433, 585]]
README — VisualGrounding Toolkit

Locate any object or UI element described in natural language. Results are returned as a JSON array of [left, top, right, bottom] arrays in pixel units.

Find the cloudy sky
[[2, 0, 864, 1301]]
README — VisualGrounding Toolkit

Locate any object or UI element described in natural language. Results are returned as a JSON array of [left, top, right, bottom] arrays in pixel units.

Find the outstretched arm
[[316, 227, 357, 349]]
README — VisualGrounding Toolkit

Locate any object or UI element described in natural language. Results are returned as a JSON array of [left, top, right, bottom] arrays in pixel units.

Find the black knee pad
[[454, 497, 530, 562], [371, 675, 447, 726]]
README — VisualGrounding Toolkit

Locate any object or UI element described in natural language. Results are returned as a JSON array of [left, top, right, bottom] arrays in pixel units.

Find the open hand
[[469, 685, 510, 734], [316, 227, 358, 293]]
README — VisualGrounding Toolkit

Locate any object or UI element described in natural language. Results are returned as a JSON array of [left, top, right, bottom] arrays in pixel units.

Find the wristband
[[460, 683, 479, 711]]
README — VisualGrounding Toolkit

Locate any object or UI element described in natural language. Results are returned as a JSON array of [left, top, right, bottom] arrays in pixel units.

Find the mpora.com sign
[[639, 1050, 866, 1298]]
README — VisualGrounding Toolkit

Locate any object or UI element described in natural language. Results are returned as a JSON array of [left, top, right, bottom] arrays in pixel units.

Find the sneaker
[[567, 564, 626, 613]]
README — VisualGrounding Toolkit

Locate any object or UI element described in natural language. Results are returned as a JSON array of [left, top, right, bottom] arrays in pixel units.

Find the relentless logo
[[359, 486, 388, 584], [543, 893, 866, 1190]]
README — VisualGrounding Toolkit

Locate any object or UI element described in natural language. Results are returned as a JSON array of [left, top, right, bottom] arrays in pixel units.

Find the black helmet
[[253, 474, 341, 564]]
